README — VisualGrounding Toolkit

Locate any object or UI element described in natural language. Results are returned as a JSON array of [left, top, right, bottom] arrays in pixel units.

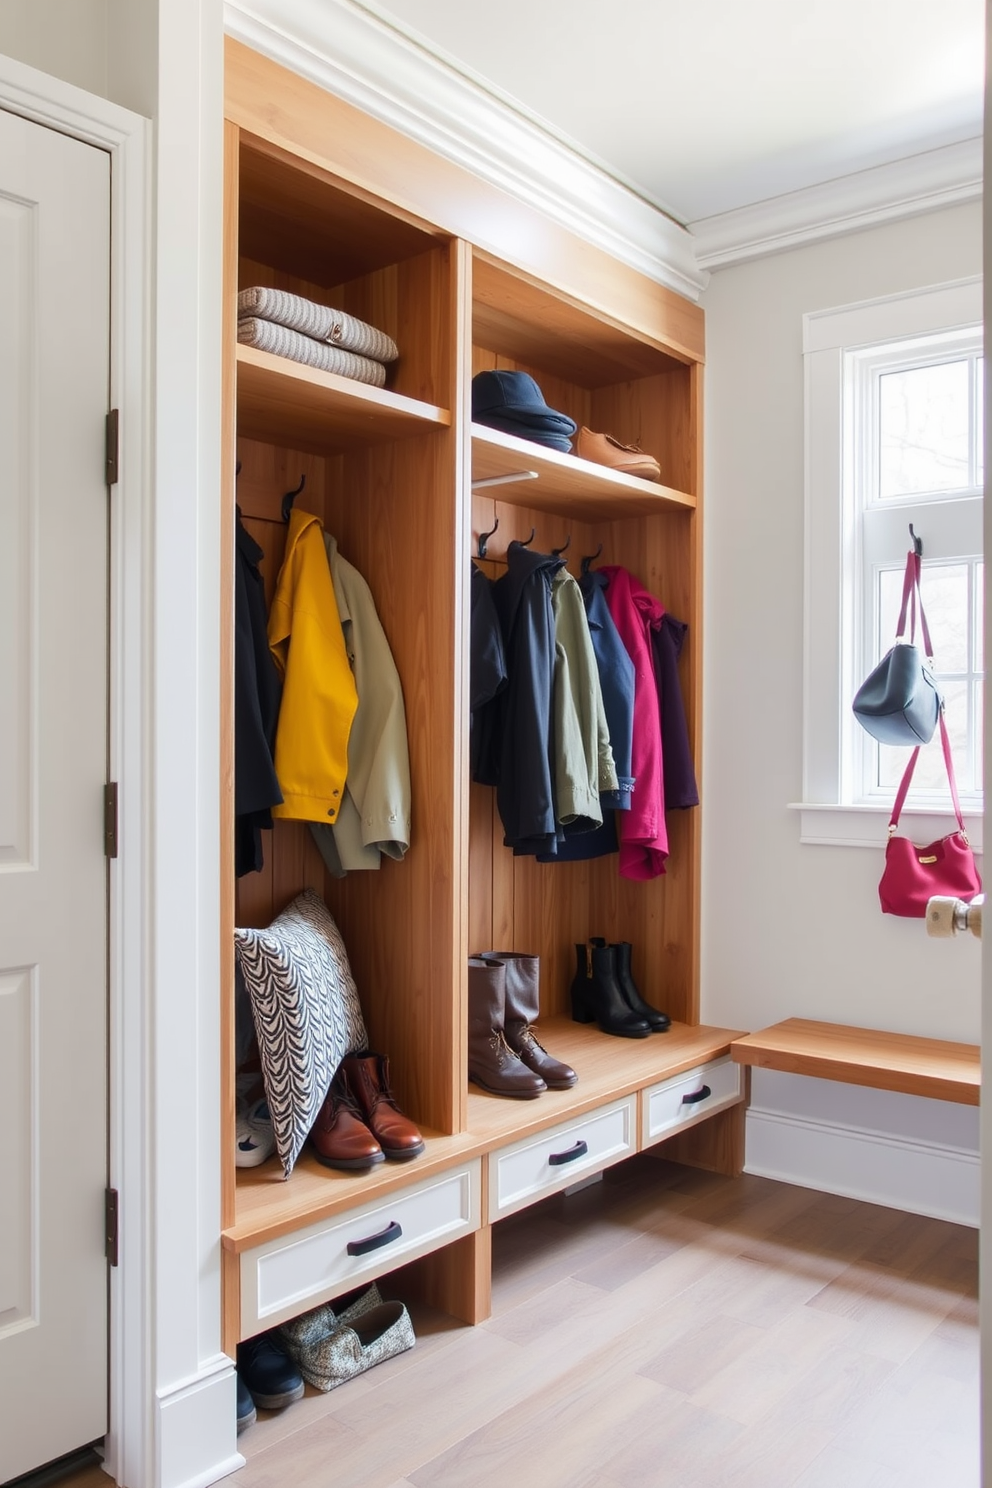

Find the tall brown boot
[[480, 951, 577, 1089], [467, 957, 546, 1098]]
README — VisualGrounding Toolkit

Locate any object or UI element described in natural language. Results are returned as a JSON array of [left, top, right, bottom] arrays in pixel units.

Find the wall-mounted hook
[[477, 516, 499, 559], [580, 542, 603, 576], [552, 533, 571, 558], [281, 473, 306, 523], [236, 459, 242, 478], [909, 522, 923, 557], [516, 528, 536, 549]]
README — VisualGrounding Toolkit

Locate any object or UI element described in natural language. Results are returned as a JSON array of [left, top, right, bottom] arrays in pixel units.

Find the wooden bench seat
[[731, 1018, 979, 1106]]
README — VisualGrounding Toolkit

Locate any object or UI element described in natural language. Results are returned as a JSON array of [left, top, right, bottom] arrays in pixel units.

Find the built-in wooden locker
[[219, 37, 745, 1357]]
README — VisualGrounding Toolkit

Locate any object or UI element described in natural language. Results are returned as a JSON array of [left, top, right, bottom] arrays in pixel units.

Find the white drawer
[[489, 1096, 637, 1221], [240, 1160, 481, 1338], [640, 1055, 743, 1147]]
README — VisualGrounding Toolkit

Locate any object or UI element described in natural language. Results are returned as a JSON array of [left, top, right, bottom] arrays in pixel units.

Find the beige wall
[[0, 0, 156, 114], [0, 0, 108, 94], [701, 200, 983, 1047]]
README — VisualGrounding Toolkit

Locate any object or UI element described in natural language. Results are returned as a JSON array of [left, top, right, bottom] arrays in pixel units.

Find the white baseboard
[[745, 1106, 979, 1228], [156, 1357, 244, 1488]]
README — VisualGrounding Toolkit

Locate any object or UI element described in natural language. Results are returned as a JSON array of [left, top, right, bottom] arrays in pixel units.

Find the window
[[799, 278, 984, 850]]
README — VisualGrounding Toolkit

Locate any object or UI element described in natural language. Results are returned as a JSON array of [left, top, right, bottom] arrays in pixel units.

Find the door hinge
[[104, 782, 118, 858], [105, 1188, 119, 1267], [105, 409, 119, 486]]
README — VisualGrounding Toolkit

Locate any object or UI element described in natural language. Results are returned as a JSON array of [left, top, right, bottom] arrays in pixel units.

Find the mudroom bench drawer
[[641, 1055, 744, 1148], [239, 1159, 482, 1337], [489, 1095, 637, 1221]]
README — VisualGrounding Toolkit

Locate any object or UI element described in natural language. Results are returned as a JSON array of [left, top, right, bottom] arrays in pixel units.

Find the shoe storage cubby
[[221, 37, 746, 1357]]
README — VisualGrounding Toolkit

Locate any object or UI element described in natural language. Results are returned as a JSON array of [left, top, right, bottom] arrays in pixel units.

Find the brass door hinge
[[106, 409, 119, 486], [104, 782, 118, 858], [105, 1188, 119, 1267]]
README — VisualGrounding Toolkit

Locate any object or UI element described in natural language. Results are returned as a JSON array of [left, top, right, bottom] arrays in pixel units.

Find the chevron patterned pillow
[[235, 889, 368, 1178]]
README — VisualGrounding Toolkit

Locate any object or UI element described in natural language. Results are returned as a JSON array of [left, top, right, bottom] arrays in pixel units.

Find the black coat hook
[[517, 528, 536, 549], [552, 533, 571, 558], [909, 523, 923, 557], [580, 542, 603, 576], [477, 516, 499, 559], [281, 473, 307, 523]]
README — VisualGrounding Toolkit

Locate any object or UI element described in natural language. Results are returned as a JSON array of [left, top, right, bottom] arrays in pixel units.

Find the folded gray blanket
[[238, 286, 398, 364], [238, 317, 387, 388]]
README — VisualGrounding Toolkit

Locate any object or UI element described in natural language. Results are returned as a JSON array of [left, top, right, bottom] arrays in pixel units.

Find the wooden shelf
[[225, 1020, 743, 1254], [471, 424, 696, 520], [236, 343, 451, 456], [731, 1019, 980, 1106], [239, 135, 443, 287], [466, 1019, 744, 1146], [225, 1129, 486, 1254], [473, 253, 695, 383]]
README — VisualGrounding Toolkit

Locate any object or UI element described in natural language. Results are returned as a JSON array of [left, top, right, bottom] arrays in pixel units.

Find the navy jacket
[[469, 562, 507, 784], [651, 614, 699, 810], [234, 511, 283, 875], [484, 542, 565, 856]]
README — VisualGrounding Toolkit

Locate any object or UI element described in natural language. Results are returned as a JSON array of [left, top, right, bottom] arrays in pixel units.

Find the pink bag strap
[[888, 710, 966, 837], [895, 550, 934, 658]]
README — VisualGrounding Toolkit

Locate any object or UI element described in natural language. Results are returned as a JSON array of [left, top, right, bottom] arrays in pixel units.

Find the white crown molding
[[223, 0, 707, 301], [690, 138, 984, 271]]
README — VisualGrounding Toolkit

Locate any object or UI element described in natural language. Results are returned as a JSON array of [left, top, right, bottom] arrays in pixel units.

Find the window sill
[[789, 802, 984, 854]]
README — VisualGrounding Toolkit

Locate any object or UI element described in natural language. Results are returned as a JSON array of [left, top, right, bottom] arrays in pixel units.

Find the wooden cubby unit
[[221, 37, 745, 1358]]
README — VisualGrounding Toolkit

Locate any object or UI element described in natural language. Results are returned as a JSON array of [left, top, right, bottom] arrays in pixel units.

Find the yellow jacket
[[267, 508, 358, 824]]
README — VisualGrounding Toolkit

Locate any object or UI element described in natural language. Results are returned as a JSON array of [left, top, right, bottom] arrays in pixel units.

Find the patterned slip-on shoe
[[289, 1300, 415, 1392], [279, 1283, 383, 1364]]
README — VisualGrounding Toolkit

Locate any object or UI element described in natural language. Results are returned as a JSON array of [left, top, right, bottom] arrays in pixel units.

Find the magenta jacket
[[599, 565, 668, 879]]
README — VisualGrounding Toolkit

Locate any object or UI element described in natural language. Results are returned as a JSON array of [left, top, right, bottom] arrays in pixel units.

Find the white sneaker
[[236, 1093, 276, 1168]]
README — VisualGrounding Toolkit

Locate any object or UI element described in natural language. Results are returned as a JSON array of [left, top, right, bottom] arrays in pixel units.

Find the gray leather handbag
[[852, 548, 942, 746]]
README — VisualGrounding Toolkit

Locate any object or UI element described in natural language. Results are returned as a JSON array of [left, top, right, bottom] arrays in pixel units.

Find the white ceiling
[[352, 0, 985, 225]]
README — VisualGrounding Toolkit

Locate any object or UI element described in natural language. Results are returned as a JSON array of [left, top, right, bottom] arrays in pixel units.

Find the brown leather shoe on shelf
[[575, 426, 661, 482], [310, 1069, 385, 1171], [342, 1052, 427, 1161]]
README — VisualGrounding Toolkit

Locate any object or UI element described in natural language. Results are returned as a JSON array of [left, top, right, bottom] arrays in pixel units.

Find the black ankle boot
[[570, 942, 650, 1038], [601, 939, 671, 1032]]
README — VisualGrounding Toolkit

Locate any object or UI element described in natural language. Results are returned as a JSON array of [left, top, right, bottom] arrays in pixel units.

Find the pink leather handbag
[[878, 712, 982, 918]]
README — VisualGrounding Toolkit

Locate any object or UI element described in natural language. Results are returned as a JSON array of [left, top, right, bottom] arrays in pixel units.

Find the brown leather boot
[[310, 1068, 385, 1170], [467, 957, 546, 1098], [341, 1051, 426, 1161], [480, 951, 577, 1089]]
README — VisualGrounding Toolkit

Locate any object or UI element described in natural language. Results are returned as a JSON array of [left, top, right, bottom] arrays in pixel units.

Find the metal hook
[[281, 473, 307, 523], [552, 533, 571, 558], [516, 528, 536, 549], [909, 523, 923, 557], [477, 516, 499, 559], [580, 542, 603, 576]]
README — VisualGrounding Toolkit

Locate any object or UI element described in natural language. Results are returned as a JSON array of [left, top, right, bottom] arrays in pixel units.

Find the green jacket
[[551, 567, 617, 830]]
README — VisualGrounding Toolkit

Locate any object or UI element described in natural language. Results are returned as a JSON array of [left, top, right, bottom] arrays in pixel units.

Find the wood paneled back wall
[[468, 342, 700, 1027]]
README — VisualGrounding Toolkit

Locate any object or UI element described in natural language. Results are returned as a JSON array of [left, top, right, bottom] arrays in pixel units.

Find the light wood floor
[[234, 1158, 979, 1488], [46, 1158, 980, 1488]]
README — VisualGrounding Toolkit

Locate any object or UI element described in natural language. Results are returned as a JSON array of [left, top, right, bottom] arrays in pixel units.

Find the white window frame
[[795, 277, 984, 851]]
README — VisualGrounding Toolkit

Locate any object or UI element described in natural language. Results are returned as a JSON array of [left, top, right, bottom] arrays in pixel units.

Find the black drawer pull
[[548, 1140, 588, 1166], [346, 1220, 403, 1257], [681, 1085, 712, 1106]]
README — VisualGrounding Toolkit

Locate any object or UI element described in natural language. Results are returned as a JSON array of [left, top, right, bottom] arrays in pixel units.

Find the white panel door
[[0, 108, 110, 1481]]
